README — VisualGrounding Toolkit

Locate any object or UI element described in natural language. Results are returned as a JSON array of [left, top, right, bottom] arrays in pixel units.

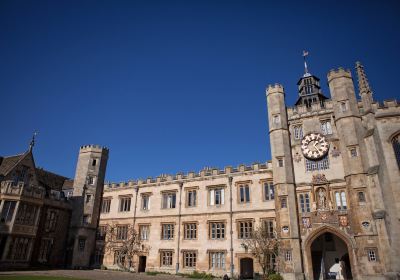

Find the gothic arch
[[302, 225, 359, 280], [389, 131, 400, 168]]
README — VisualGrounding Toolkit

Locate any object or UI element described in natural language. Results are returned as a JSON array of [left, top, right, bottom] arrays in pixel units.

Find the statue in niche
[[318, 188, 327, 209]]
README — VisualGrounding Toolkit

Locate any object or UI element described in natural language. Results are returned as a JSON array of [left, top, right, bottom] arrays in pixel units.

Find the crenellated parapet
[[104, 161, 273, 190], [266, 83, 284, 96], [287, 100, 334, 120], [327, 67, 352, 82]]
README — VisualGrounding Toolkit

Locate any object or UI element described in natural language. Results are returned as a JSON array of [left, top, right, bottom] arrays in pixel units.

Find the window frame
[[161, 223, 175, 240], [209, 221, 226, 240], [119, 196, 132, 212], [184, 223, 197, 240], [238, 220, 253, 239], [183, 251, 197, 268]]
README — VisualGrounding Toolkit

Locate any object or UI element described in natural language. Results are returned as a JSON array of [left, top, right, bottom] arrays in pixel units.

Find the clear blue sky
[[1, 0, 399, 182]]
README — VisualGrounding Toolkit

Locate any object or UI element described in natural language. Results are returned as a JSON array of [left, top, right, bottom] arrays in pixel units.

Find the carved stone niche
[[314, 186, 331, 211]]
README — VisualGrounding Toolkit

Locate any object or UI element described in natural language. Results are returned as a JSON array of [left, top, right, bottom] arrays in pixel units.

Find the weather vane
[[29, 131, 38, 152], [303, 50, 310, 74]]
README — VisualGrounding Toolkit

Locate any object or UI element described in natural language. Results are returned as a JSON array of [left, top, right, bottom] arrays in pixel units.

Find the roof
[[62, 179, 74, 190], [0, 153, 26, 176], [35, 168, 69, 191]]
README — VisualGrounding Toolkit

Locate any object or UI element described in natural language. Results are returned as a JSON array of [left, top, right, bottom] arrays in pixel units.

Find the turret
[[69, 145, 109, 268]]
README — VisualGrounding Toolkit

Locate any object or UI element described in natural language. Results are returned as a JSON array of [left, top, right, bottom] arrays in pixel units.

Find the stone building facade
[[98, 62, 400, 279], [0, 144, 108, 269]]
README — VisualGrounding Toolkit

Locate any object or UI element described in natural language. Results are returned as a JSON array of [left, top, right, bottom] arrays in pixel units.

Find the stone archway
[[303, 226, 357, 280], [240, 257, 254, 279]]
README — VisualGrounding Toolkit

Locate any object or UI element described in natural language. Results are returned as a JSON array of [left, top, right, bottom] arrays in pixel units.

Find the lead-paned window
[[264, 182, 275, 201], [239, 185, 250, 203], [183, 251, 197, 268], [210, 252, 225, 269], [187, 190, 197, 207], [262, 219, 275, 238], [321, 120, 332, 135], [209, 187, 224, 206], [210, 222, 225, 239], [293, 125, 303, 140], [367, 249, 377, 262], [161, 251, 173, 266], [0, 201, 16, 223], [162, 192, 176, 209], [335, 191, 347, 210], [119, 197, 131, 212], [299, 193, 311, 213], [184, 223, 197, 240], [305, 156, 329, 172], [101, 199, 111, 213], [38, 238, 52, 263], [238, 221, 253, 239], [162, 224, 174, 240], [139, 225, 150, 240], [116, 225, 128, 240]]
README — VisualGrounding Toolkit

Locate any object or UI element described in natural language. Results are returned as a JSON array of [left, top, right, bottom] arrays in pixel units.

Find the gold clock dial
[[301, 133, 329, 160]]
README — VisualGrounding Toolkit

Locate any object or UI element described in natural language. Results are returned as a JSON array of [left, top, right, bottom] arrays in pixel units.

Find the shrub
[[146, 271, 159, 276], [187, 270, 215, 279], [267, 273, 283, 280]]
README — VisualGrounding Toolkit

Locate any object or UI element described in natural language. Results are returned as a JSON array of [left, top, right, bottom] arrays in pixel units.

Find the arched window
[[392, 133, 400, 169]]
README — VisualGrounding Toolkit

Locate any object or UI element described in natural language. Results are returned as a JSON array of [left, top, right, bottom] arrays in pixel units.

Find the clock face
[[301, 133, 329, 160]]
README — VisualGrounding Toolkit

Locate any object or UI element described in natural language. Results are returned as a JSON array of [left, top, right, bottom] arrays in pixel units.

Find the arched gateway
[[304, 226, 356, 280]]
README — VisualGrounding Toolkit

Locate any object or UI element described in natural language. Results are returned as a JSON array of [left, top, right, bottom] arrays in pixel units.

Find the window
[[321, 120, 332, 135], [210, 252, 225, 269], [340, 101, 347, 112], [183, 251, 197, 268], [7, 237, 30, 260], [350, 147, 358, 157], [95, 250, 104, 265], [367, 249, 377, 262], [116, 225, 128, 240], [335, 191, 347, 210], [161, 251, 173, 266], [239, 185, 250, 203], [209, 187, 225, 206], [210, 222, 225, 239], [0, 201, 16, 223], [162, 224, 174, 240], [162, 192, 176, 209], [273, 115, 280, 125], [299, 193, 311, 213], [101, 199, 111, 213], [262, 219, 275, 238], [281, 197, 287, 209], [83, 215, 90, 225], [238, 220, 253, 239], [15, 203, 38, 226], [264, 182, 275, 201], [187, 189, 197, 207], [92, 159, 97, 166], [45, 210, 57, 232], [184, 223, 197, 239], [277, 158, 284, 167], [119, 197, 131, 212], [97, 226, 107, 240], [305, 156, 329, 172], [358, 192, 366, 203], [38, 238, 52, 263], [86, 194, 92, 203], [285, 250, 292, 262], [88, 176, 95, 185], [142, 194, 150, 210], [267, 253, 277, 272], [293, 125, 303, 140], [78, 238, 86, 252], [139, 225, 150, 240], [392, 134, 400, 169]]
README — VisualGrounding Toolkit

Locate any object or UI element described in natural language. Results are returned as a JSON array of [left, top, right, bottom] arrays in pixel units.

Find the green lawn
[[0, 276, 88, 280]]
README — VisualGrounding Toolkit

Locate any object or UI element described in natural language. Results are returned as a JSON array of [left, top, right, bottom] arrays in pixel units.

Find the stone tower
[[69, 145, 109, 268], [266, 84, 304, 280]]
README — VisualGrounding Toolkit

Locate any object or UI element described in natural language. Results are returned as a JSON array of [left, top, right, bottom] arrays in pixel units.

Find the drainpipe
[[133, 186, 139, 227], [229, 176, 234, 277], [176, 182, 183, 274]]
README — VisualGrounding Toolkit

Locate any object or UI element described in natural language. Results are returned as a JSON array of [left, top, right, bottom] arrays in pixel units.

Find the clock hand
[[313, 141, 319, 151]]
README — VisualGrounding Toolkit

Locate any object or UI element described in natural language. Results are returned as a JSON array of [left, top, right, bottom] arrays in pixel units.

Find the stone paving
[[0, 269, 192, 280]]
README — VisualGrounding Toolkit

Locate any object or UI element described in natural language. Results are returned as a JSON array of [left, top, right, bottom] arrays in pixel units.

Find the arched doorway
[[240, 258, 254, 279], [310, 232, 353, 279]]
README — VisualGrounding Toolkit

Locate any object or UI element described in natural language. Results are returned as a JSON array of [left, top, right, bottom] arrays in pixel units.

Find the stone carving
[[294, 152, 302, 163], [331, 146, 341, 157], [302, 217, 311, 229], [318, 188, 327, 209], [312, 174, 328, 185], [339, 215, 348, 227]]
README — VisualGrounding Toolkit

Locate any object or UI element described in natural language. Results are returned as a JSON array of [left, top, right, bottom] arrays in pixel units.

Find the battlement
[[327, 67, 352, 82], [266, 83, 284, 95], [79, 144, 109, 154], [104, 161, 273, 190], [287, 99, 334, 119]]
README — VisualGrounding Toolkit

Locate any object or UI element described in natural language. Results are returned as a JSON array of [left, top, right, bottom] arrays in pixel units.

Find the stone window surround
[[182, 250, 198, 268], [236, 218, 254, 239], [365, 247, 379, 262], [298, 192, 311, 213], [161, 222, 176, 240], [138, 224, 150, 241], [118, 195, 132, 212], [260, 179, 275, 201], [159, 249, 174, 267], [207, 185, 227, 206], [161, 190, 178, 209], [235, 180, 252, 204], [207, 220, 227, 240], [140, 192, 152, 211], [100, 197, 112, 214], [184, 186, 199, 208], [208, 250, 227, 270], [183, 221, 198, 240]]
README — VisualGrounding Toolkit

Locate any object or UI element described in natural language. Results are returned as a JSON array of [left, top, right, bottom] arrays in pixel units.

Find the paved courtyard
[[0, 269, 202, 280]]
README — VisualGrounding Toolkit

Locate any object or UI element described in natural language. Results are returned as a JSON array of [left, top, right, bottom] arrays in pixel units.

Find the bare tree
[[241, 226, 281, 278], [103, 223, 149, 271]]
